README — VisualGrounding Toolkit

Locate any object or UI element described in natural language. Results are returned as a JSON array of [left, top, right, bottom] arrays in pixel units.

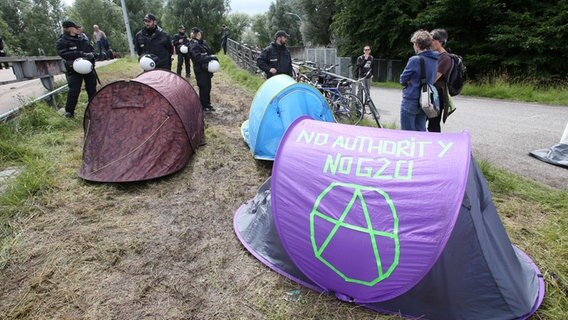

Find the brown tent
[[78, 70, 204, 182]]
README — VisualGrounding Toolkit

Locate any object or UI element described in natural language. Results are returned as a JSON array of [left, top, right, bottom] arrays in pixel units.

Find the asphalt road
[[370, 86, 568, 189], [0, 60, 116, 117]]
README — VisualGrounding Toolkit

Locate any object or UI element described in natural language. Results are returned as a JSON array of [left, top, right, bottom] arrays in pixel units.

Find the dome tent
[[241, 74, 334, 160], [78, 70, 204, 182], [234, 118, 544, 319]]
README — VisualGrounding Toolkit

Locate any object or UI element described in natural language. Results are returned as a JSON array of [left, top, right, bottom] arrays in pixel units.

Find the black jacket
[[189, 39, 215, 74], [135, 26, 173, 69], [55, 33, 95, 73], [172, 32, 190, 54], [257, 42, 293, 79]]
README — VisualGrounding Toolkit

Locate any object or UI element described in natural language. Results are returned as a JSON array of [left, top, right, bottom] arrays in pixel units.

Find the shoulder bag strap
[[419, 56, 426, 85]]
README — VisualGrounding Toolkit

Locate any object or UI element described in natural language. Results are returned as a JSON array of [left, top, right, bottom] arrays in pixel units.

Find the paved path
[[0, 59, 117, 116], [370, 86, 568, 189]]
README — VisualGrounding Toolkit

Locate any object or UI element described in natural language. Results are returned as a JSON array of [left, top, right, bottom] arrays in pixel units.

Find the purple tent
[[234, 118, 544, 319]]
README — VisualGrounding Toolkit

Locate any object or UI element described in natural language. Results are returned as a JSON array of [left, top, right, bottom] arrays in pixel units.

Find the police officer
[[172, 25, 191, 77], [257, 31, 293, 79], [189, 28, 217, 112], [135, 14, 173, 70], [56, 20, 97, 118]]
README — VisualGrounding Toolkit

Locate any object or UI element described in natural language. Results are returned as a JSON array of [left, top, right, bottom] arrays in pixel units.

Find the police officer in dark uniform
[[257, 30, 293, 79], [189, 28, 217, 112], [56, 20, 97, 118], [171, 25, 191, 77], [135, 14, 173, 70]]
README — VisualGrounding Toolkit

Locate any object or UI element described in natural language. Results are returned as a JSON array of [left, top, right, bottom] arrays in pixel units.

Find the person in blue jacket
[[399, 30, 439, 131]]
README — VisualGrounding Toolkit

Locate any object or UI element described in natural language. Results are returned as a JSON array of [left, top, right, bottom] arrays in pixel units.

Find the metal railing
[[226, 39, 261, 75], [0, 56, 68, 121]]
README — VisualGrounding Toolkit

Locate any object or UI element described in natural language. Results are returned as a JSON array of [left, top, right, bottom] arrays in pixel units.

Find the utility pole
[[120, 0, 136, 57]]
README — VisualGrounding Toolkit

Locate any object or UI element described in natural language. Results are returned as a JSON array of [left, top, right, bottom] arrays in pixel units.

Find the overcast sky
[[63, 0, 271, 15]]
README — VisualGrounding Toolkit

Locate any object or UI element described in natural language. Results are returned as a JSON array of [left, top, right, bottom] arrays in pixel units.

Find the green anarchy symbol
[[310, 182, 400, 286]]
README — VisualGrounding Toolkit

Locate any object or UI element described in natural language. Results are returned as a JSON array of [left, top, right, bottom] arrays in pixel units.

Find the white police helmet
[[208, 60, 220, 73], [139, 55, 156, 71], [73, 58, 93, 74], [180, 45, 189, 54]]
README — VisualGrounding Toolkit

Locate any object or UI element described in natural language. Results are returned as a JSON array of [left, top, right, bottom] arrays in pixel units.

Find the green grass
[[0, 58, 567, 318], [373, 78, 568, 106]]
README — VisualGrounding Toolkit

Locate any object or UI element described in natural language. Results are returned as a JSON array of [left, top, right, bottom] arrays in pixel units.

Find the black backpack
[[447, 53, 466, 96]]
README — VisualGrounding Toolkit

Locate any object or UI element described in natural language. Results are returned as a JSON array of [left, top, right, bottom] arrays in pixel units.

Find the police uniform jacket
[[56, 33, 95, 73], [257, 42, 293, 79], [172, 33, 190, 54], [189, 39, 215, 74], [135, 26, 173, 69]]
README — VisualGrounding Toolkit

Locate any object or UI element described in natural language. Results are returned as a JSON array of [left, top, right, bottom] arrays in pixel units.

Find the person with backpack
[[399, 30, 438, 131], [428, 29, 453, 132]]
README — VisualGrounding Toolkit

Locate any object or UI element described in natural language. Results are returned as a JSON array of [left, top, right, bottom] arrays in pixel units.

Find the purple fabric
[[271, 118, 471, 303]]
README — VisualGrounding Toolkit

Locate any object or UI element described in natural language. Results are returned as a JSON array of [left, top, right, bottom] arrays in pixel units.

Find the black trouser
[[65, 71, 97, 114], [195, 71, 212, 109], [176, 53, 191, 76], [0, 51, 9, 69], [427, 114, 442, 132]]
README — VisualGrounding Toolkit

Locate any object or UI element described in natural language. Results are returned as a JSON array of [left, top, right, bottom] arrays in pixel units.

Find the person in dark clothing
[[56, 20, 97, 118], [172, 25, 191, 77], [355, 45, 374, 100], [135, 13, 173, 70], [189, 28, 217, 112], [0, 34, 10, 69], [428, 29, 452, 133], [220, 25, 229, 55], [257, 31, 293, 79]]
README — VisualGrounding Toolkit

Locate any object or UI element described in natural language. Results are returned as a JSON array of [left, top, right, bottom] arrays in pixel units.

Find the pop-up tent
[[529, 121, 568, 168], [241, 74, 333, 160], [234, 118, 545, 319], [78, 70, 204, 182]]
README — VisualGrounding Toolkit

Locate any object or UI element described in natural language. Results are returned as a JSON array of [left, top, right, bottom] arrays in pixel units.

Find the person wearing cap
[[135, 14, 173, 70], [188, 28, 217, 112], [428, 29, 452, 133], [171, 25, 191, 77], [56, 20, 97, 118], [257, 30, 293, 79]]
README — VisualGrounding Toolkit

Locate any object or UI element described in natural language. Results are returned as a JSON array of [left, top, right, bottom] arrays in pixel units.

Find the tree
[[68, 0, 126, 52], [251, 13, 271, 48], [295, 0, 335, 46], [163, 0, 229, 52], [266, 0, 302, 46], [223, 12, 250, 43]]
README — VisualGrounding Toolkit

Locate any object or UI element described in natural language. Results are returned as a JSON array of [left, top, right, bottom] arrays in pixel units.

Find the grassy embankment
[[0, 56, 566, 319]]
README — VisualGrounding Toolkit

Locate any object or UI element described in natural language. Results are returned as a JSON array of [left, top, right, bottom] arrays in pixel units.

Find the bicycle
[[353, 71, 382, 128], [296, 63, 364, 125]]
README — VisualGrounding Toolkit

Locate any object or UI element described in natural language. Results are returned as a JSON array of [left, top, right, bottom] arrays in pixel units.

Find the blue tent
[[241, 75, 334, 160]]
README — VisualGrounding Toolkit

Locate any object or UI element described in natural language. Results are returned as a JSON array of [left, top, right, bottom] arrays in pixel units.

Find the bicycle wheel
[[331, 93, 364, 125], [366, 98, 382, 128]]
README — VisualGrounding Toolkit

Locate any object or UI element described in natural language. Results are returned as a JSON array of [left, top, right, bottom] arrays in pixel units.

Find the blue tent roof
[[241, 75, 334, 160]]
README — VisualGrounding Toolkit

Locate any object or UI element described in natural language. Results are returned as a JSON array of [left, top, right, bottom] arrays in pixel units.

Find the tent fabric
[[78, 70, 204, 182], [241, 74, 334, 160], [234, 118, 544, 319], [529, 143, 568, 168]]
